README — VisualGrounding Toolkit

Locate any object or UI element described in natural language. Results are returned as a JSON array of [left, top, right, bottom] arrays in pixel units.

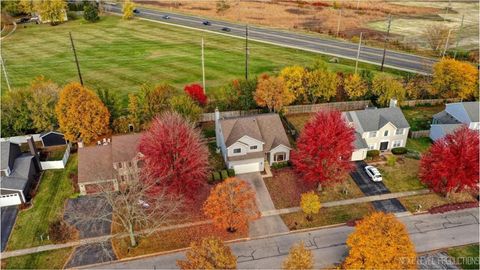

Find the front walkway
[[237, 172, 289, 237]]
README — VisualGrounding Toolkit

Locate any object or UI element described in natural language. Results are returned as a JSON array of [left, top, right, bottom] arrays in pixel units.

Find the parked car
[[162, 15, 170, 19], [221, 27, 231, 32], [17, 17, 30, 24], [133, 8, 140, 14], [202, 20, 211, 26], [364, 165, 382, 182]]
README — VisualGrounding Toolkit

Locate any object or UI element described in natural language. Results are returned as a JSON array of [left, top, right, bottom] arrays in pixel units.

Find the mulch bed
[[428, 202, 479, 214]]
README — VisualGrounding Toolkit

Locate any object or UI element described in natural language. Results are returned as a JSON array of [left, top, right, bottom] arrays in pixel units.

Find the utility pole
[[201, 38, 206, 93], [0, 55, 11, 92], [442, 28, 453, 58], [69, 32, 83, 86], [380, 14, 392, 72], [454, 14, 464, 59], [336, 9, 342, 37], [245, 25, 249, 81], [355, 32, 363, 74]]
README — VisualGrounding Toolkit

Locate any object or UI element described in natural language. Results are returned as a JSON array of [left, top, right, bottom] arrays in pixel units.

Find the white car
[[364, 165, 382, 182]]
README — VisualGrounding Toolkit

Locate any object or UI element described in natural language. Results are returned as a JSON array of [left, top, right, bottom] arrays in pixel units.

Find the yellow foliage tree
[[344, 212, 417, 269], [19, 0, 34, 14], [35, 0, 67, 25], [344, 73, 368, 100], [432, 58, 478, 100], [55, 82, 110, 144], [371, 73, 406, 106], [300, 191, 321, 221], [25, 76, 60, 132], [280, 65, 307, 101], [282, 242, 314, 270], [254, 73, 295, 113], [305, 69, 338, 103], [177, 237, 237, 269], [122, 0, 135, 20], [203, 178, 260, 232]]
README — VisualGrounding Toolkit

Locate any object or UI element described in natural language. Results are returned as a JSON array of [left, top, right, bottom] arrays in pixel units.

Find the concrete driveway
[[1, 206, 18, 251], [350, 161, 406, 213], [237, 172, 288, 237]]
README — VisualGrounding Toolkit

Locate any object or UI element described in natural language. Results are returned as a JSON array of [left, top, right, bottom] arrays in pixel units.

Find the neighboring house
[[343, 105, 410, 161], [215, 110, 291, 174], [0, 138, 41, 207], [40, 131, 67, 147], [430, 102, 479, 141], [78, 133, 143, 195]]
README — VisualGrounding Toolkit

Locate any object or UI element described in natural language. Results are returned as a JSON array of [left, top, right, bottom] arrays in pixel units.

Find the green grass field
[[2, 16, 402, 103], [448, 244, 480, 270], [2, 248, 73, 269], [7, 154, 77, 250]]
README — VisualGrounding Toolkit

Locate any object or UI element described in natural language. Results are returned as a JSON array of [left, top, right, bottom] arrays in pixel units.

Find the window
[[395, 128, 403, 135], [393, 140, 402, 148], [383, 130, 389, 137], [368, 144, 376, 150], [274, 152, 286, 162], [250, 145, 258, 150], [233, 148, 241, 154], [369, 131, 377, 138], [128, 161, 133, 167], [118, 162, 123, 168]]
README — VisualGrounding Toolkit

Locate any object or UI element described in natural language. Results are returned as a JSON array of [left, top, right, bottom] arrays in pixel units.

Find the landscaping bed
[[377, 157, 426, 192], [398, 192, 476, 213], [281, 202, 375, 231], [1, 248, 73, 269]]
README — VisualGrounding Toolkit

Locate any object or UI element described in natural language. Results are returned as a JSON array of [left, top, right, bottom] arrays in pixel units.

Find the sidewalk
[[1, 189, 430, 259]]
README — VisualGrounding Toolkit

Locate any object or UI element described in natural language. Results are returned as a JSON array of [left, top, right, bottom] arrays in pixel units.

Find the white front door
[[233, 162, 260, 174], [0, 193, 22, 207]]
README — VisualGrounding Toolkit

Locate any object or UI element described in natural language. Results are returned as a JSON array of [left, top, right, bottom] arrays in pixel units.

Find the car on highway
[[202, 21, 211, 26], [221, 27, 231, 32], [133, 8, 140, 14], [162, 15, 170, 19], [364, 165, 382, 182]]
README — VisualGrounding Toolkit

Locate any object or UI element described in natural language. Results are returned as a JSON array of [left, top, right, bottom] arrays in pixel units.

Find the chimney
[[27, 136, 42, 171], [389, 98, 398, 108]]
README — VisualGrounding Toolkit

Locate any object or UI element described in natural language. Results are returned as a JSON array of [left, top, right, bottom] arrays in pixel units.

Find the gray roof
[[433, 111, 461, 124], [0, 177, 28, 191], [439, 124, 464, 136], [354, 133, 368, 149], [220, 114, 291, 152], [461, 102, 479, 122], [344, 107, 410, 132], [0, 154, 34, 191], [0, 141, 12, 171]]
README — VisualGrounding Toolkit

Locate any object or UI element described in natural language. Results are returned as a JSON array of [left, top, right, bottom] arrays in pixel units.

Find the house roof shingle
[[111, 133, 142, 163], [345, 107, 410, 132]]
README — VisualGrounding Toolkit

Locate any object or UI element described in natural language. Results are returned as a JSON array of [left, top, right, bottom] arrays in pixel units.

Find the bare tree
[[67, 180, 184, 247], [423, 24, 454, 54]]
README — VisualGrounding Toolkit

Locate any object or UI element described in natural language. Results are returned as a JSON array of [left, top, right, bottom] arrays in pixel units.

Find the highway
[[104, 4, 438, 75]]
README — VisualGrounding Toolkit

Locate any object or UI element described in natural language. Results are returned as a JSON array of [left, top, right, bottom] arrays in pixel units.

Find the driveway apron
[[237, 172, 289, 237], [350, 161, 406, 213], [1, 206, 18, 251]]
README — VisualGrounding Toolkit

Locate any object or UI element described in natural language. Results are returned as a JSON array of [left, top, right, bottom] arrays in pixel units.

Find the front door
[[380, 141, 389, 151]]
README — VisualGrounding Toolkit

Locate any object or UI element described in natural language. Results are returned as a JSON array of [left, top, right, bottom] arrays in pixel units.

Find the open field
[[7, 154, 78, 250], [1, 15, 396, 101]]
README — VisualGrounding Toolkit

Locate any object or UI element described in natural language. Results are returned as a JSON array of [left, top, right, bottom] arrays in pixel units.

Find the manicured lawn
[[377, 157, 426, 192], [112, 223, 247, 259], [281, 202, 375, 231], [2, 248, 73, 269], [447, 244, 480, 270], [264, 168, 364, 209], [401, 105, 444, 131], [1, 16, 394, 100], [399, 192, 475, 213], [406, 137, 432, 153], [7, 154, 78, 250]]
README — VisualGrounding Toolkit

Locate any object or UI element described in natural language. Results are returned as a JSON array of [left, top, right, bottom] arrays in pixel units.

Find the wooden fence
[[409, 130, 430, 138], [283, 100, 371, 115], [199, 109, 261, 122], [400, 98, 460, 107]]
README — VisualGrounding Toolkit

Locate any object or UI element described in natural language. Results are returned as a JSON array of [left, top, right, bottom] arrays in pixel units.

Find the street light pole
[[355, 32, 363, 74]]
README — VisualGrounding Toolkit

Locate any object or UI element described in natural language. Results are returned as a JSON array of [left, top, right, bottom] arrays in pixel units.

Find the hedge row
[[207, 168, 235, 184]]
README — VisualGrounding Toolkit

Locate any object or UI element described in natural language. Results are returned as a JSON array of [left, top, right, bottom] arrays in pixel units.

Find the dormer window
[[383, 130, 389, 137], [233, 148, 241, 154], [250, 145, 257, 150]]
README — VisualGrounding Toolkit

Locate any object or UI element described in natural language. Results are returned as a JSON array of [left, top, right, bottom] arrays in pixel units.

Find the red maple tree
[[291, 110, 355, 188], [184, 84, 207, 106], [138, 112, 210, 198], [420, 126, 479, 194]]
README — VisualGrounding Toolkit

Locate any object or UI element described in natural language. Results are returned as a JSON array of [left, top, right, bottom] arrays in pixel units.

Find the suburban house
[[39, 131, 67, 147], [430, 102, 479, 141], [0, 138, 42, 207], [343, 105, 410, 161], [77, 133, 143, 195], [215, 110, 291, 174]]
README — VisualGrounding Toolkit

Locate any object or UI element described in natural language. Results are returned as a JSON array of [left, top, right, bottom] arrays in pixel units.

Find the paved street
[[350, 161, 406, 213], [0, 206, 17, 252], [103, 5, 437, 74], [89, 208, 479, 269]]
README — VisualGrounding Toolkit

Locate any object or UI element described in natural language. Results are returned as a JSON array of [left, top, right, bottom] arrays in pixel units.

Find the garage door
[[0, 194, 22, 208], [233, 162, 260, 174]]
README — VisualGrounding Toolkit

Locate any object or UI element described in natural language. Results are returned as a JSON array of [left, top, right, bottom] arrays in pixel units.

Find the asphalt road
[[89, 208, 479, 269], [350, 161, 407, 213], [0, 206, 18, 252], [104, 5, 438, 74]]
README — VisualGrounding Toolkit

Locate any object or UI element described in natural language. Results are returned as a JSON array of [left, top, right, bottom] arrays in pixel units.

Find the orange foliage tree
[[55, 82, 110, 143], [203, 178, 260, 232], [177, 237, 237, 269], [344, 212, 416, 269], [254, 73, 295, 112]]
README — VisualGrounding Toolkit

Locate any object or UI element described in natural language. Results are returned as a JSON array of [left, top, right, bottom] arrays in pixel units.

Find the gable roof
[[219, 114, 291, 151], [111, 133, 142, 163], [1, 142, 21, 171], [344, 107, 410, 132], [433, 110, 461, 124], [463, 102, 479, 122], [0, 154, 34, 191]]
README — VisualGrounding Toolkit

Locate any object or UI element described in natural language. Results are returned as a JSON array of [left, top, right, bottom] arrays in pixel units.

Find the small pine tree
[[83, 1, 99, 22]]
